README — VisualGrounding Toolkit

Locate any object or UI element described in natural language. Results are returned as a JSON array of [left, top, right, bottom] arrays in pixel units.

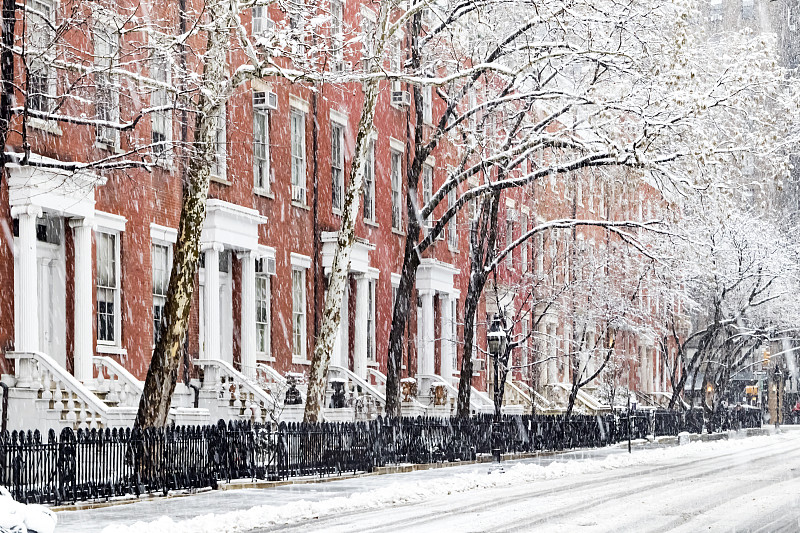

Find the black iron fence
[[0, 410, 760, 506]]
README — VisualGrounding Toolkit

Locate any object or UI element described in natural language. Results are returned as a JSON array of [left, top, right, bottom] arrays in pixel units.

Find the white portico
[[198, 199, 268, 376], [415, 258, 460, 384], [7, 154, 105, 383], [320, 232, 376, 380]]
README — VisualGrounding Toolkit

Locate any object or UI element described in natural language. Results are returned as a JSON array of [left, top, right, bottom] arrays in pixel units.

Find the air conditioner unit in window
[[391, 90, 411, 107], [254, 90, 278, 111], [473, 358, 486, 372], [265, 256, 276, 275]]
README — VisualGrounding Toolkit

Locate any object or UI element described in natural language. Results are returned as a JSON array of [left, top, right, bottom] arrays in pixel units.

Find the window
[[97, 232, 120, 344], [255, 258, 272, 358], [742, 0, 754, 20], [331, 0, 343, 67], [366, 279, 376, 361], [95, 25, 120, 147], [361, 12, 376, 72], [421, 81, 433, 124], [447, 187, 458, 248], [291, 108, 306, 203], [468, 88, 477, 130], [292, 267, 307, 360], [253, 92, 270, 192], [252, 5, 274, 36], [391, 150, 403, 230], [27, 0, 55, 114], [211, 103, 227, 180], [422, 164, 433, 229], [521, 319, 529, 369], [331, 123, 344, 213], [520, 215, 528, 272], [364, 139, 375, 222], [151, 53, 171, 157], [390, 40, 402, 93], [152, 243, 170, 344], [505, 213, 514, 268], [451, 298, 458, 370], [537, 233, 544, 275]]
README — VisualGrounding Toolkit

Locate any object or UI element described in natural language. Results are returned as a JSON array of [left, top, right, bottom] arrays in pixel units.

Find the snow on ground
[[76, 430, 788, 533]]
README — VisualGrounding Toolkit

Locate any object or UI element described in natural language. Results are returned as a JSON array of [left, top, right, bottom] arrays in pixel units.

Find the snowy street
[[58, 428, 800, 533]]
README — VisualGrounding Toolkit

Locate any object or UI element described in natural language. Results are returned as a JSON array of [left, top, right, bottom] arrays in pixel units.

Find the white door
[[13, 216, 67, 368]]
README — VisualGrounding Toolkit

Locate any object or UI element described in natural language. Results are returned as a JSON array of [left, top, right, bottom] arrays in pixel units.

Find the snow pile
[[100, 436, 772, 533]]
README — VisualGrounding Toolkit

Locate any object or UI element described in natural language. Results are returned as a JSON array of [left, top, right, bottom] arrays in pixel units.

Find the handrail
[[328, 365, 386, 405], [93, 356, 143, 392], [515, 381, 555, 410], [551, 382, 610, 413], [195, 359, 277, 411], [255, 362, 306, 402], [367, 367, 387, 389], [8, 351, 109, 417]]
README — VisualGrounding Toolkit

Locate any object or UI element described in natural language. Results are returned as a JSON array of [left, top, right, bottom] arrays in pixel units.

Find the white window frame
[[290, 107, 307, 204], [291, 253, 311, 362], [422, 164, 433, 230], [27, 0, 56, 117], [151, 242, 171, 345], [150, 50, 172, 160], [253, 92, 271, 193], [331, 0, 344, 66], [210, 103, 227, 182], [96, 230, 121, 348], [331, 121, 345, 214], [505, 213, 514, 269], [94, 23, 120, 148], [366, 278, 376, 361], [451, 298, 458, 370], [150, 223, 177, 347], [252, 4, 275, 36], [520, 214, 528, 273], [255, 256, 273, 360], [363, 138, 376, 222], [447, 186, 458, 249], [391, 149, 403, 231]]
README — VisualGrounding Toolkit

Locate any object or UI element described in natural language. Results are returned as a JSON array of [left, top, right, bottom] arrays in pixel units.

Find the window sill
[[392, 228, 406, 237], [97, 344, 128, 357], [292, 358, 311, 365], [291, 201, 310, 211], [94, 141, 125, 154], [256, 355, 276, 363], [448, 245, 459, 254], [332, 209, 342, 217], [364, 219, 379, 228], [210, 176, 231, 186], [367, 361, 379, 368], [28, 118, 62, 136], [254, 187, 274, 199]]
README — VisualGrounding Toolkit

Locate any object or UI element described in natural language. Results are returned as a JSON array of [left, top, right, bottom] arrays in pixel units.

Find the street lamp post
[[487, 319, 507, 465]]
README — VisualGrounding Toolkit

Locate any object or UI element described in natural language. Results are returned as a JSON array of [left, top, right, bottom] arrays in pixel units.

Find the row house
[[0, 0, 674, 432]]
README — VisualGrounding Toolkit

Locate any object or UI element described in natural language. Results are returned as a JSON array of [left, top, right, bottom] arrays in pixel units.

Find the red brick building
[[0, 0, 674, 430]]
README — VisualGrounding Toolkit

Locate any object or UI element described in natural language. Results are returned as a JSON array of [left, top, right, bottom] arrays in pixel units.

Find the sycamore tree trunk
[[303, 2, 391, 423], [134, 5, 229, 429]]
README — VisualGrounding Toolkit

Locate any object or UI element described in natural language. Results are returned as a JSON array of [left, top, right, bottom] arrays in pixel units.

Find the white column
[[13, 206, 41, 353], [239, 251, 256, 378], [331, 275, 349, 368], [440, 293, 453, 380], [203, 244, 222, 361], [418, 289, 435, 376], [353, 275, 369, 380], [547, 324, 557, 385], [70, 218, 94, 382]]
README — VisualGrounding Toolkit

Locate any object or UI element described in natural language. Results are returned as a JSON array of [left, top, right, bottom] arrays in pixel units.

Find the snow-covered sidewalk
[[54, 428, 794, 533]]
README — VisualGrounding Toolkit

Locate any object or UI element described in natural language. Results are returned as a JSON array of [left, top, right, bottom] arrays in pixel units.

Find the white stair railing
[[9, 351, 111, 429], [328, 365, 385, 417], [515, 381, 556, 411], [196, 359, 278, 422], [92, 356, 143, 408], [418, 374, 493, 413]]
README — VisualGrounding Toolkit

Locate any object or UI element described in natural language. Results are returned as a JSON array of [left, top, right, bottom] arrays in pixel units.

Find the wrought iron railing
[[0, 410, 760, 506]]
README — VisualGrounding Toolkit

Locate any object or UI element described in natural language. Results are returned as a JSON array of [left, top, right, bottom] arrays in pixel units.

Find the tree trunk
[[303, 81, 382, 422], [303, 4, 390, 422], [134, 7, 228, 429]]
